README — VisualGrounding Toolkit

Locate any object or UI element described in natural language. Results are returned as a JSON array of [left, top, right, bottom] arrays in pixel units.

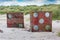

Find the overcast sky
[[0, 0, 60, 6]]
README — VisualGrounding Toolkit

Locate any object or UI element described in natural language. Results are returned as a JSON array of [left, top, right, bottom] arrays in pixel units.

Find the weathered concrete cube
[[30, 11, 52, 32], [7, 12, 24, 28]]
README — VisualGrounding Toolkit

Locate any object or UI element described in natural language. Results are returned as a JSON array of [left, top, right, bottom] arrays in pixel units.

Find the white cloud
[[55, 0, 60, 4], [0, 1, 44, 6], [0, 0, 60, 6]]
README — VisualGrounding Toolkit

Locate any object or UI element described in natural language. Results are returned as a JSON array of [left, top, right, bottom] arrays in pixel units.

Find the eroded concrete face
[[30, 11, 52, 32], [7, 12, 24, 28]]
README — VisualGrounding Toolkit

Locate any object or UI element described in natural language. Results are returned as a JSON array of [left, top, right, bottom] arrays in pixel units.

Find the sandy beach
[[0, 14, 60, 40]]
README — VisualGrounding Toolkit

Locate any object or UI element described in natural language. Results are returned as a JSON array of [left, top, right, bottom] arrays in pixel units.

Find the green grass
[[57, 32, 60, 37], [0, 4, 60, 20]]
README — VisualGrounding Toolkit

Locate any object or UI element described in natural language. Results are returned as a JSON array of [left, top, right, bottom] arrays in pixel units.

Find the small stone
[[0, 30, 3, 33]]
